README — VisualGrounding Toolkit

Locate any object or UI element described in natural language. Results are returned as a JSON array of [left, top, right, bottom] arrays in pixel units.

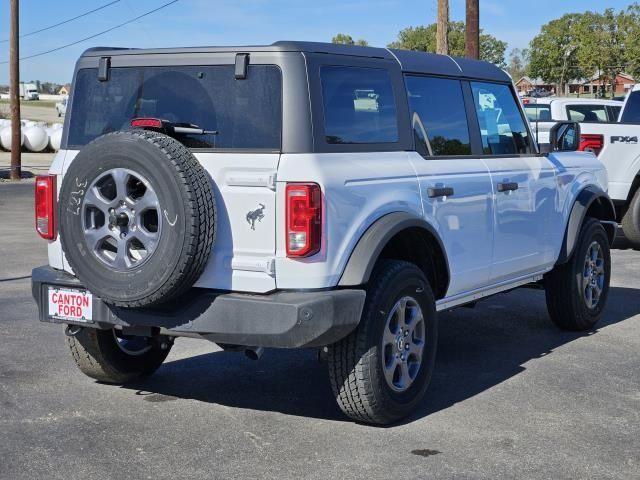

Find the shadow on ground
[[121, 285, 640, 424]]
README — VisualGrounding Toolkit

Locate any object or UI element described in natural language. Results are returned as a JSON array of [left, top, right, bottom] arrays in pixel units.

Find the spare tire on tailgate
[[58, 130, 216, 307]]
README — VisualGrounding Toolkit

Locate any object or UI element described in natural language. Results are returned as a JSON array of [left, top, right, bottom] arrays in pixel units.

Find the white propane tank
[[0, 126, 24, 150], [49, 128, 63, 151], [23, 126, 49, 152], [51, 123, 63, 130]]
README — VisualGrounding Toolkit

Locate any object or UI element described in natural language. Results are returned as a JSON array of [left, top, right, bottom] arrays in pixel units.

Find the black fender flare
[[337, 212, 450, 292], [557, 186, 616, 265]]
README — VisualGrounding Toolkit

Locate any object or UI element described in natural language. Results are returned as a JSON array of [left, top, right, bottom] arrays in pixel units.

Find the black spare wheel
[[58, 130, 216, 307]]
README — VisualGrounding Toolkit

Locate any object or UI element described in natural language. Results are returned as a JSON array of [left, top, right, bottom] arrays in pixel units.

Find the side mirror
[[549, 121, 581, 152]]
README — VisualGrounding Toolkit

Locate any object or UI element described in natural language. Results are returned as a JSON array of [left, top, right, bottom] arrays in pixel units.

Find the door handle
[[497, 182, 519, 192], [427, 187, 454, 198]]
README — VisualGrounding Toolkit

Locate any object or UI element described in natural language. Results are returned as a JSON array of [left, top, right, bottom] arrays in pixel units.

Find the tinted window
[[608, 105, 622, 121], [405, 76, 471, 156], [471, 82, 532, 155], [566, 104, 608, 122], [69, 65, 282, 149], [621, 91, 640, 123], [320, 66, 398, 144], [523, 104, 551, 121]]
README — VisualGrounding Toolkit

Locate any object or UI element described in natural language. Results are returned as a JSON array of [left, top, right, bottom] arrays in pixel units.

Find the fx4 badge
[[611, 135, 638, 144], [246, 203, 266, 230]]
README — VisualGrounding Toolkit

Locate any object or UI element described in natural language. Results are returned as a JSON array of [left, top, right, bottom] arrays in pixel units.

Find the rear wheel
[[328, 260, 438, 425], [66, 327, 172, 384], [621, 188, 640, 249], [545, 218, 611, 331]]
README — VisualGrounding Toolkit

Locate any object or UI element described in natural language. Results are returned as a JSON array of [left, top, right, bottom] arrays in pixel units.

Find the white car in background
[[55, 96, 68, 117], [523, 97, 622, 144]]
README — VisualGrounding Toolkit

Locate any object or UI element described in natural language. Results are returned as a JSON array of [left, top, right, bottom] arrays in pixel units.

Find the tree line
[[333, 2, 640, 91]]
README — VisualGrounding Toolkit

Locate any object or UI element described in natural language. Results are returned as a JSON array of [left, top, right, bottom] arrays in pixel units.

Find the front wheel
[[66, 327, 172, 383], [328, 260, 438, 425], [545, 218, 611, 331]]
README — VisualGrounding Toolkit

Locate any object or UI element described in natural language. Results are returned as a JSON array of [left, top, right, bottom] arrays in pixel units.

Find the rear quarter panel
[[275, 152, 422, 289]]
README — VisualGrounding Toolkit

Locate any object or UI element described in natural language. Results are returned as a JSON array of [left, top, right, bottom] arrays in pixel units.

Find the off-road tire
[[58, 130, 216, 307], [328, 260, 438, 425], [545, 218, 611, 331], [621, 188, 640, 249], [66, 327, 171, 384]]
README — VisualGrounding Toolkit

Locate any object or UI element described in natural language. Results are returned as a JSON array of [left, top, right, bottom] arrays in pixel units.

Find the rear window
[[523, 104, 551, 121], [68, 65, 282, 149], [320, 66, 398, 144], [566, 104, 608, 123]]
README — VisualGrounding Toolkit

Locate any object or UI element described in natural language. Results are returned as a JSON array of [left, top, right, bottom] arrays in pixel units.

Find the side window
[[320, 66, 398, 144], [566, 104, 608, 122], [405, 76, 471, 156], [471, 82, 533, 155], [524, 104, 551, 122]]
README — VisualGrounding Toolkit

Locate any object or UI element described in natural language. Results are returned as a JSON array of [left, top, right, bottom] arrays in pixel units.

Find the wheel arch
[[557, 185, 616, 265], [337, 212, 450, 299]]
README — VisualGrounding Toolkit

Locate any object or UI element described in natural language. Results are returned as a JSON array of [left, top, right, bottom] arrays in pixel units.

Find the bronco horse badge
[[246, 203, 266, 230]]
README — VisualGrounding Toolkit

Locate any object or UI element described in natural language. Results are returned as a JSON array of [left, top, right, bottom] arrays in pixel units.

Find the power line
[[0, 1, 121, 43], [0, 0, 179, 65]]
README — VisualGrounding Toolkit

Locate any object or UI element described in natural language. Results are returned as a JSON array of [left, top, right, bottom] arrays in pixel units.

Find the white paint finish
[[407, 152, 494, 296], [192, 152, 279, 292], [275, 152, 422, 289], [48, 146, 609, 301], [484, 155, 560, 282], [579, 122, 640, 202]]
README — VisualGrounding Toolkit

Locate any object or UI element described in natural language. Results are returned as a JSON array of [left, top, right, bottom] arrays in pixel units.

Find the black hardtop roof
[[81, 41, 510, 82]]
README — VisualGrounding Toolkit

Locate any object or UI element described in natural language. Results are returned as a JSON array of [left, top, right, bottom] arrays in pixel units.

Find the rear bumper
[[31, 266, 365, 348]]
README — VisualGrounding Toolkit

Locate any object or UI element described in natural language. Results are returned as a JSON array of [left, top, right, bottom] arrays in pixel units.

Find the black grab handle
[[427, 187, 454, 198], [497, 182, 519, 192]]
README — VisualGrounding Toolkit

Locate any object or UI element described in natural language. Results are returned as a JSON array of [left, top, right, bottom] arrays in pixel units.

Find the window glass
[[471, 82, 532, 155], [69, 65, 282, 149], [566, 104, 608, 122], [621, 91, 640, 123], [405, 76, 471, 156], [523, 104, 551, 121], [608, 105, 621, 121], [320, 66, 398, 144]]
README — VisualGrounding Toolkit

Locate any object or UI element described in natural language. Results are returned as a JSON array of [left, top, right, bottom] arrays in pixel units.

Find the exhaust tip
[[244, 347, 264, 360]]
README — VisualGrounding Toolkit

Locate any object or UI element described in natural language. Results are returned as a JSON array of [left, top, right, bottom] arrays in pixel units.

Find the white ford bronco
[[32, 42, 616, 424]]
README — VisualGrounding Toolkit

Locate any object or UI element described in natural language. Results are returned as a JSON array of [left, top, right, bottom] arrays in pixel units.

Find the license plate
[[48, 287, 93, 323]]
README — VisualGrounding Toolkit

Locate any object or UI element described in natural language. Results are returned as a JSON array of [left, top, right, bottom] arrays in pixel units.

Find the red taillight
[[35, 175, 56, 240], [130, 118, 163, 129], [285, 183, 322, 257], [579, 134, 604, 156]]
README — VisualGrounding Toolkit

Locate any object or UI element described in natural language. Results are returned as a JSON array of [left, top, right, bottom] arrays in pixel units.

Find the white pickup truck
[[524, 97, 622, 144], [531, 88, 640, 247]]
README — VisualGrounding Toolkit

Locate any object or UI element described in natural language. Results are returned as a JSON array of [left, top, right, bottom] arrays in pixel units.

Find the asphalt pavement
[[1, 181, 639, 480]]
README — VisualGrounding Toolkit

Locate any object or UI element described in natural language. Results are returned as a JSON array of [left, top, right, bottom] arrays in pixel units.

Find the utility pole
[[436, 0, 448, 55], [9, 0, 21, 180], [465, 0, 479, 60]]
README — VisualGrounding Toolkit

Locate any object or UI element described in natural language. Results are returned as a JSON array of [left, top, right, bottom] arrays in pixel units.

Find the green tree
[[574, 9, 626, 96], [388, 21, 507, 67], [506, 48, 530, 80], [621, 3, 640, 79], [332, 33, 368, 46], [528, 13, 584, 93]]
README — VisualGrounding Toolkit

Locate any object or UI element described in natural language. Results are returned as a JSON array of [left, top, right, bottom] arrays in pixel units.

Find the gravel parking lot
[[1, 180, 639, 480]]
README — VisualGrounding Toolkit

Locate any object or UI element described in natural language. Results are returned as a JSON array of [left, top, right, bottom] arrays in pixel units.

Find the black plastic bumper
[[31, 266, 366, 348]]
